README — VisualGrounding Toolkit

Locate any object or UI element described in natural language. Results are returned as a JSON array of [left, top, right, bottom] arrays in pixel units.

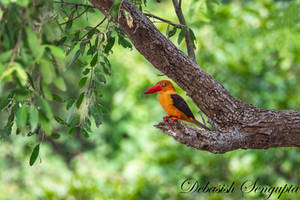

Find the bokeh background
[[0, 0, 300, 199]]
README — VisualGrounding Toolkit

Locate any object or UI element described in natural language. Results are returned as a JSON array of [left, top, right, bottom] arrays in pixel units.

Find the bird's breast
[[158, 92, 177, 116]]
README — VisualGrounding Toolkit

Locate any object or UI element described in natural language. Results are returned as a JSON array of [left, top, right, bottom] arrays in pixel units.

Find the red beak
[[144, 85, 162, 94]]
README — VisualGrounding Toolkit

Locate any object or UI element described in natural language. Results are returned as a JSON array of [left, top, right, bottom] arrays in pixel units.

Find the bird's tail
[[190, 118, 210, 130]]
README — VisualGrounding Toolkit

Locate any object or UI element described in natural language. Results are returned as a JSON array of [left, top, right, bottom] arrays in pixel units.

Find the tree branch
[[88, 0, 300, 153], [156, 118, 300, 154], [77, 16, 107, 41], [59, 7, 90, 25], [144, 13, 185, 28], [171, 0, 196, 62], [53, 1, 96, 8]]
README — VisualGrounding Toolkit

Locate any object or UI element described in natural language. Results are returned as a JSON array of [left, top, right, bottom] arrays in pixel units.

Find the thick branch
[[88, 0, 300, 153], [156, 116, 300, 154]]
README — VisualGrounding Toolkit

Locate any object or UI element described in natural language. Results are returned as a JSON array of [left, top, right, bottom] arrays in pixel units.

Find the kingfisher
[[144, 80, 210, 130]]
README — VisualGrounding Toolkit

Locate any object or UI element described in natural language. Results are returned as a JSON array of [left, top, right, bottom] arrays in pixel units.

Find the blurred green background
[[0, 0, 300, 199]]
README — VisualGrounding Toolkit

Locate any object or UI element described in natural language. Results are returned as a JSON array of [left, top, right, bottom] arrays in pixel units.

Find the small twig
[[78, 17, 107, 41], [9, 8, 25, 66], [144, 13, 185, 28], [53, 0, 96, 8], [59, 7, 90, 25], [172, 0, 196, 62]]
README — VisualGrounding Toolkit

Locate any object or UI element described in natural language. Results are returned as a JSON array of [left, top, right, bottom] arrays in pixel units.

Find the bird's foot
[[171, 117, 180, 124], [163, 116, 172, 121]]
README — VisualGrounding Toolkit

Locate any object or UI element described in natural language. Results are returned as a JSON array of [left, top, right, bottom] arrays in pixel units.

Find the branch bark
[[88, 0, 300, 153]]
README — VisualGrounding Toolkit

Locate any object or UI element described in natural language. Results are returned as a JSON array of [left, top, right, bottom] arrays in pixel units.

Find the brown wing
[[171, 94, 195, 119]]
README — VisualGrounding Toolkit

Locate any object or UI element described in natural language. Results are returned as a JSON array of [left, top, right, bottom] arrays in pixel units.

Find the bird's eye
[[162, 83, 167, 87]]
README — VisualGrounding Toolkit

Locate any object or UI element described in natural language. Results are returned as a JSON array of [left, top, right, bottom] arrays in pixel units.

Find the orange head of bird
[[144, 80, 175, 94]]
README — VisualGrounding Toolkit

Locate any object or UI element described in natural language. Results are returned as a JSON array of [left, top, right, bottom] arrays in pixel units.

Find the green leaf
[[13, 87, 29, 97], [51, 132, 60, 139], [72, 31, 81, 41], [29, 144, 40, 166], [103, 56, 111, 68], [1, 104, 17, 138], [89, 104, 102, 127], [104, 36, 115, 54], [94, 35, 99, 48], [37, 97, 52, 119], [16, 105, 28, 129], [87, 43, 97, 55], [66, 20, 73, 30], [80, 42, 87, 55], [68, 127, 76, 135], [69, 50, 80, 67], [29, 105, 38, 132], [14, 63, 28, 86], [19, 43, 30, 64], [53, 77, 66, 91], [87, 8, 95, 13], [101, 56, 112, 75], [66, 99, 75, 110], [76, 92, 85, 109], [66, 102, 75, 124], [26, 28, 44, 60], [45, 45, 65, 59], [0, 50, 12, 63], [8, 104, 17, 123], [54, 115, 68, 126], [0, 94, 11, 111], [83, 117, 91, 132], [87, 29, 97, 40], [56, 36, 67, 46], [167, 26, 177, 38], [78, 77, 88, 88], [39, 111, 52, 135], [189, 28, 196, 49], [39, 59, 55, 84], [82, 68, 90, 75], [90, 53, 98, 67], [2, 125, 13, 138], [41, 83, 53, 100], [81, 128, 89, 138], [52, 93, 65, 102], [177, 28, 186, 45], [118, 35, 132, 49], [100, 62, 109, 75]]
